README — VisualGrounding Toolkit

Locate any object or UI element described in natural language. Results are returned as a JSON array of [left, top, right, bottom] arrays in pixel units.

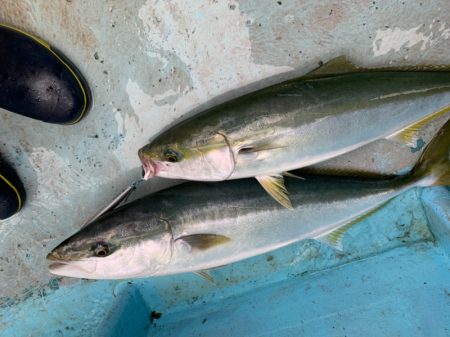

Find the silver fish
[[138, 57, 450, 208], [47, 121, 450, 279]]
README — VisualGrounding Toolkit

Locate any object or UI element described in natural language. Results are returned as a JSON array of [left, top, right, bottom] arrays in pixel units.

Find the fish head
[[138, 128, 235, 181], [47, 210, 174, 279]]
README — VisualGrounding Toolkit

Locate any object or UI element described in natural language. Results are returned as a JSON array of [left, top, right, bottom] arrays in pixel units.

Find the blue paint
[[421, 187, 450, 256], [411, 138, 426, 153], [153, 243, 450, 337], [97, 286, 150, 337], [0, 187, 449, 337]]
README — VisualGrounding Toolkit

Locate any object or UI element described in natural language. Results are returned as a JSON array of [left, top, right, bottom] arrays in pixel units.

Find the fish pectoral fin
[[255, 174, 293, 209], [238, 142, 285, 155], [316, 200, 393, 251], [303, 56, 359, 79], [194, 270, 215, 284], [386, 105, 450, 148], [282, 172, 306, 180], [176, 234, 231, 251]]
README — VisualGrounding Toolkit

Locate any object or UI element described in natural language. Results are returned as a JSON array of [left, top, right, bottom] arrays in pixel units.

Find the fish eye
[[164, 149, 181, 163], [93, 242, 110, 257]]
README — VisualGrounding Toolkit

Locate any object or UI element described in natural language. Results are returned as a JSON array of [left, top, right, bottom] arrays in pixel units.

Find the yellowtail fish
[[47, 120, 450, 279], [138, 57, 450, 208]]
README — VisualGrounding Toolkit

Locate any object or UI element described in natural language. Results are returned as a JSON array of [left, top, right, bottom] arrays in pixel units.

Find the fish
[[47, 120, 450, 280], [138, 57, 450, 208]]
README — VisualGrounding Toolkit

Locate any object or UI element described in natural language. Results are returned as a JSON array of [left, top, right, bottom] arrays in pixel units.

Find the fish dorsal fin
[[304, 56, 360, 79], [370, 64, 450, 72], [194, 270, 215, 284], [387, 105, 450, 148], [255, 174, 293, 209], [316, 199, 392, 251], [176, 234, 231, 251], [304, 56, 450, 80]]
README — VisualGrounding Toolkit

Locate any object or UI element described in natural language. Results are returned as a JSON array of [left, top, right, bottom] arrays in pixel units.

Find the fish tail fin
[[411, 120, 450, 187]]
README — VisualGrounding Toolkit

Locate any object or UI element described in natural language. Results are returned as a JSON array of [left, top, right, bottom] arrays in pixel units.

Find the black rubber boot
[[0, 24, 91, 124], [0, 158, 25, 220]]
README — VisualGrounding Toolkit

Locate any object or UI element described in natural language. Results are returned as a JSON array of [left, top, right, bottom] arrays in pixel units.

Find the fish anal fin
[[255, 174, 293, 209], [316, 199, 392, 251], [316, 223, 351, 252], [194, 270, 215, 284], [304, 56, 359, 79], [176, 234, 231, 251], [282, 172, 306, 180], [387, 105, 450, 148]]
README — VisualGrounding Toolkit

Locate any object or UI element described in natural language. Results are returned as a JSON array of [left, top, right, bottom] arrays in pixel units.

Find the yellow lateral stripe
[[397, 105, 450, 144], [0, 23, 88, 124], [0, 173, 22, 212]]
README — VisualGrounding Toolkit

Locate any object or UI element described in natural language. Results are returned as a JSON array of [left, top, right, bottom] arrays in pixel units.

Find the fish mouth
[[139, 157, 167, 180], [48, 262, 69, 271], [138, 149, 158, 180], [46, 251, 60, 261], [46, 250, 75, 262], [141, 158, 157, 180], [48, 260, 98, 277]]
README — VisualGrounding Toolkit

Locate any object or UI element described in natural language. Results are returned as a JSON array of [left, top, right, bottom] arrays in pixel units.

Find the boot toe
[[0, 163, 25, 220], [0, 24, 91, 124]]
